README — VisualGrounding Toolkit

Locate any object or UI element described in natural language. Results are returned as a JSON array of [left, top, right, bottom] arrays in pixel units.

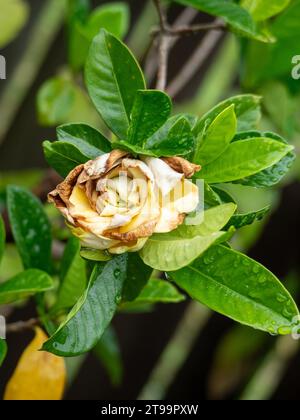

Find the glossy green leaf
[[0, 269, 54, 305], [122, 253, 153, 302], [194, 105, 237, 166], [134, 278, 185, 304], [43, 140, 89, 178], [43, 256, 127, 357], [7, 186, 52, 273], [140, 231, 223, 272], [0, 340, 7, 367], [170, 245, 299, 334], [53, 238, 87, 312], [197, 138, 293, 183], [225, 206, 270, 230], [176, 203, 237, 237], [234, 132, 295, 188], [93, 326, 123, 386], [111, 140, 158, 157], [0, 215, 5, 264], [242, 0, 290, 21], [193, 95, 261, 142], [204, 183, 222, 209], [0, 0, 29, 48], [128, 90, 172, 146], [144, 116, 195, 157], [85, 29, 146, 139], [175, 0, 257, 38], [57, 123, 111, 159]]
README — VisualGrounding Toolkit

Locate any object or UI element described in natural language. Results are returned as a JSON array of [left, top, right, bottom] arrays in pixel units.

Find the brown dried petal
[[162, 157, 201, 178]]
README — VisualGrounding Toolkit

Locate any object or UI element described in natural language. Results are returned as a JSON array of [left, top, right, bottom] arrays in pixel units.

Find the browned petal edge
[[162, 157, 201, 178], [48, 164, 84, 207], [104, 219, 159, 243]]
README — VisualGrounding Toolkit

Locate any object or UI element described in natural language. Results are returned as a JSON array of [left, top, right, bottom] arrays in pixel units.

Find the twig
[[156, 34, 171, 91], [152, 0, 170, 91], [138, 302, 211, 400], [167, 25, 223, 98], [145, 7, 198, 83], [6, 318, 39, 334], [152, 21, 226, 37]]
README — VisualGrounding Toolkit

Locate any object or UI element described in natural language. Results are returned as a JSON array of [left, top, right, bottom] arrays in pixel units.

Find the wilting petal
[[173, 179, 199, 213], [143, 157, 183, 196], [70, 225, 119, 250], [162, 157, 201, 178], [155, 206, 185, 233], [109, 238, 149, 254]]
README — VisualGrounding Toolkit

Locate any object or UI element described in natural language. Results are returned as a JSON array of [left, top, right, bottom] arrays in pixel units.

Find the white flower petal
[[143, 157, 183, 196]]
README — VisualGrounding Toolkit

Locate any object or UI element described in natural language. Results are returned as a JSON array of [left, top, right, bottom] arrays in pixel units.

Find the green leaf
[[84, 3, 129, 41], [43, 140, 89, 178], [140, 231, 223, 272], [67, 0, 91, 71], [111, 140, 158, 157], [133, 278, 185, 304], [140, 203, 236, 271], [0, 215, 5, 264], [7, 186, 52, 273], [193, 95, 261, 141], [42, 256, 127, 357], [53, 238, 87, 312], [0, 0, 29, 48], [37, 77, 75, 126], [174, 0, 257, 38], [80, 248, 112, 262], [170, 245, 299, 335], [85, 29, 146, 139], [57, 123, 111, 159], [144, 116, 195, 157], [0, 269, 54, 305], [194, 105, 237, 165], [225, 206, 270, 230], [243, 1, 300, 86], [68, 1, 130, 71], [0, 339, 7, 367], [122, 253, 153, 302], [93, 325, 123, 386], [242, 0, 290, 21], [37, 76, 100, 128], [197, 138, 293, 184], [176, 203, 237, 236], [234, 132, 295, 188], [128, 90, 172, 146]]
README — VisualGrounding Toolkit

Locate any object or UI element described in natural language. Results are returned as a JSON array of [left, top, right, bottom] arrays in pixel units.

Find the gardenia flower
[[48, 150, 201, 254]]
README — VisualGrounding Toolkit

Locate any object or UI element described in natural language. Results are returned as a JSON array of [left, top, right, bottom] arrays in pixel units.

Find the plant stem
[[145, 7, 198, 83], [167, 24, 223, 98], [0, 0, 66, 145], [6, 318, 39, 334], [137, 302, 211, 400]]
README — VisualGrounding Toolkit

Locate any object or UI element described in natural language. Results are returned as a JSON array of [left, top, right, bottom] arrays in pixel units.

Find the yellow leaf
[[4, 327, 66, 400]]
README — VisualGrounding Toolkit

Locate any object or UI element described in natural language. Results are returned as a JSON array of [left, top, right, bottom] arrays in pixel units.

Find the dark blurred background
[[1, 0, 300, 400]]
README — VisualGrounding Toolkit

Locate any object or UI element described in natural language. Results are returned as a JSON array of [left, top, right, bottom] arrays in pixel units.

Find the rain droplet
[[114, 268, 121, 278], [276, 293, 287, 303]]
